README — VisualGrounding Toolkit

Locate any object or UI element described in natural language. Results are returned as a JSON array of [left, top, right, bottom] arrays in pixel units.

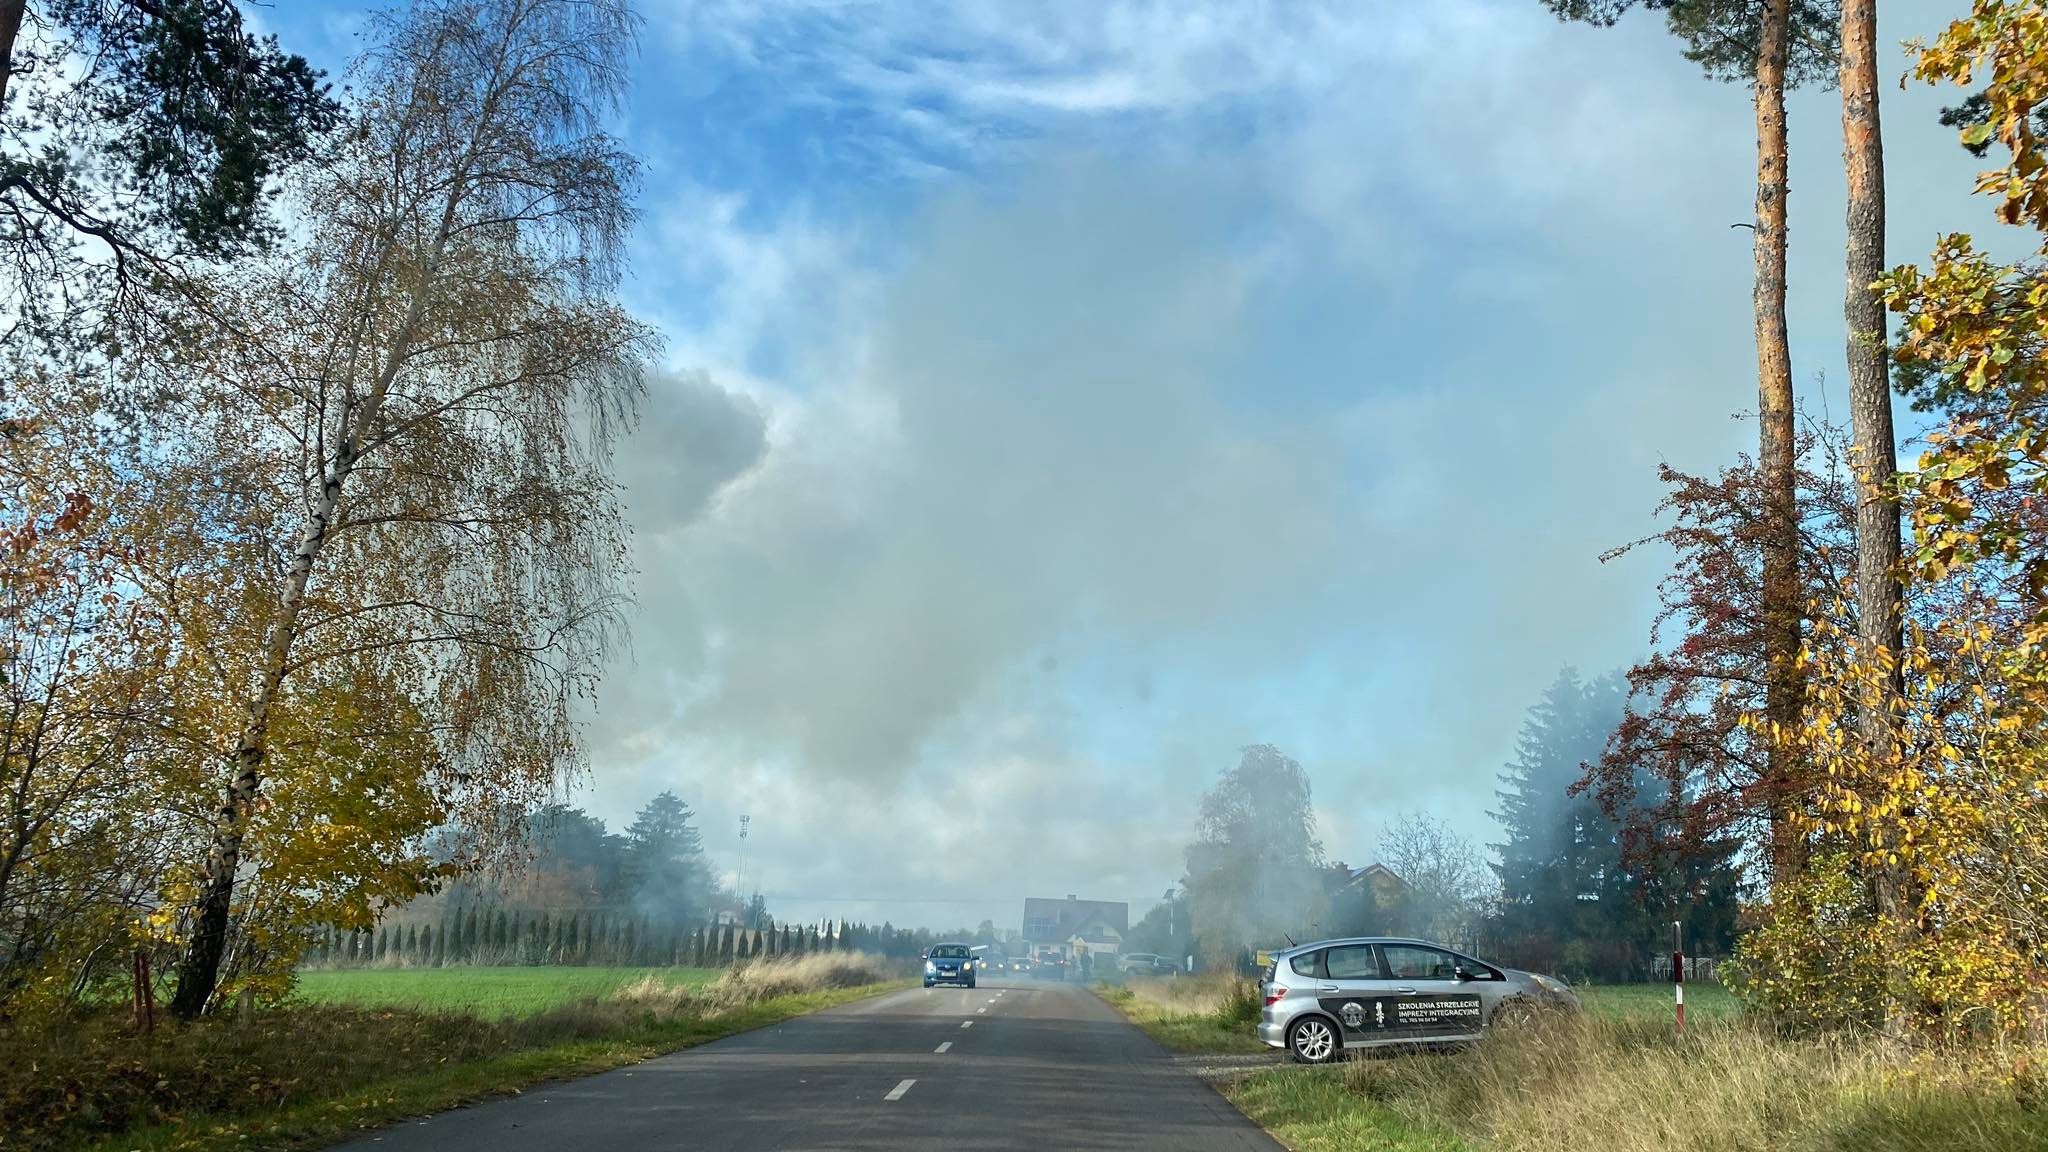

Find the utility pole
[[737, 814, 751, 913]]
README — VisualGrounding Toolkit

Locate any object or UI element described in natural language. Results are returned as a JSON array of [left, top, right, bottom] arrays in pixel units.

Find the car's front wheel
[[1288, 1016, 1340, 1064]]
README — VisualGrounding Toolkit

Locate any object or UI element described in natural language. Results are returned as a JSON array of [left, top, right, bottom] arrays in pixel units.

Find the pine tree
[[463, 906, 480, 963], [622, 792, 713, 930], [1492, 668, 1742, 980]]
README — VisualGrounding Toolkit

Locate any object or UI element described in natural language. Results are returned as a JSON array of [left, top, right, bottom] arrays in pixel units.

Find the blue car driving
[[924, 942, 977, 988]]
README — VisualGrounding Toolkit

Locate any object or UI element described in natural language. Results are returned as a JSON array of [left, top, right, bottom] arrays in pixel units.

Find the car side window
[[1382, 945, 1458, 980], [1453, 953, 1501, 980], [1323, 944, 1378, 980], [1289, 950, 1325, 978]]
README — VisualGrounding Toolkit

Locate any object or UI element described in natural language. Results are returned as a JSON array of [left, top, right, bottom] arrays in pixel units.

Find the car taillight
[[1264, 987, 1288, 1007]]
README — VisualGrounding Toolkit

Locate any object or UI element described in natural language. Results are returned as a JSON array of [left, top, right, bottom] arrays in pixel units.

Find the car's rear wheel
[[1490, 998, 1539, 1029], [1288, 1016, 1339, 1064]]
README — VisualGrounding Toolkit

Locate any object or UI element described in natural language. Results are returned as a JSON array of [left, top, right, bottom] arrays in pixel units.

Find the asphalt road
[[331, 976, 1281, 1151]]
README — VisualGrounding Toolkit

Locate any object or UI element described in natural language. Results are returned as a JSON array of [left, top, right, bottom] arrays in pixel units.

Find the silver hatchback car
[[1257, 937, 1579, 1063]]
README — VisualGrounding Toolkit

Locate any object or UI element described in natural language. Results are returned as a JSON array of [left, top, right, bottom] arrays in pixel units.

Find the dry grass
[[1098, 974, 1268, 1054], [613, 952, 900, 1012], [1119, 972, 1259, 1016], [1236, 1010, 2048, 1152]]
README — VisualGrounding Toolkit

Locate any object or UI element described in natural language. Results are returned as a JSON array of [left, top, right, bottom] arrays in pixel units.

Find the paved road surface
[[332, 977, 1280, 1151]]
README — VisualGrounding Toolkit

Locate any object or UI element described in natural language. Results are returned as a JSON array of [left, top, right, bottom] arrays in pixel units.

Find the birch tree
[[137, 0, 653, 1017]]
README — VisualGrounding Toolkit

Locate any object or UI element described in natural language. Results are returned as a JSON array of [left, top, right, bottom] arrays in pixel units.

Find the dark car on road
[[1257, 937, 1579, 1063], [924, 943, 977, 988], [1031, 954, 1068, 981]]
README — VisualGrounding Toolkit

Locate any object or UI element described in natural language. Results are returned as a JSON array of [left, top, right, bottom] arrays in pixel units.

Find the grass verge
[[1223, 1011, 2048, 1152], [4, 954, 906, 1152], [1224, 1067, 1469, 1152], [1095, 974, 1268, 1054]]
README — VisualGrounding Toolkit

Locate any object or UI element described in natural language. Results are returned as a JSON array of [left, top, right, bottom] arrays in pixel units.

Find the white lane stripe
[[935, 1041, 952, 1053], [961, 1020, 973, 1029], [885, 1079, 916, 1101]]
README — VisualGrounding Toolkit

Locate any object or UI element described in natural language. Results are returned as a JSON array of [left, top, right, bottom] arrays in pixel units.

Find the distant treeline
[[308, 912, 963, 969]]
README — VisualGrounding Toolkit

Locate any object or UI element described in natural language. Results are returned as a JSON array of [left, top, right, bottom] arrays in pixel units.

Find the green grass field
[[294, 966, 722, 1018], [1577, 980, 1738, 1022]]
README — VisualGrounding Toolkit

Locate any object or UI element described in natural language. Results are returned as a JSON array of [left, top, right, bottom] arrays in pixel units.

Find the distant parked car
[[1031, 954, 1068, 981], [1257, 937, 1579, 1064], [923, 943, 977, 989], [1121, 952, 1178, 977]]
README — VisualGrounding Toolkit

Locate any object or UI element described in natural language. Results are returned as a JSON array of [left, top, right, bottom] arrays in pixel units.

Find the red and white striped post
[[1671, 920, 1685, 1035]]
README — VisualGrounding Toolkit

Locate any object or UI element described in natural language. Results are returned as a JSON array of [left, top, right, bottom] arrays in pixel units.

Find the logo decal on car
[[1340, 1001, 1365, 1028]]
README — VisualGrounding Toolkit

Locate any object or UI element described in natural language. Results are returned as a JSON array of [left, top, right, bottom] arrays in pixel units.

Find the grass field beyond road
[[295, 965, 721, 1018], [1577, 981, 1736, 1022]]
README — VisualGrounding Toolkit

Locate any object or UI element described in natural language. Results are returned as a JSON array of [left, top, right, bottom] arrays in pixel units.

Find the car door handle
[[1394, 987, 1417, 994], [1315, 985, 1339, 993]]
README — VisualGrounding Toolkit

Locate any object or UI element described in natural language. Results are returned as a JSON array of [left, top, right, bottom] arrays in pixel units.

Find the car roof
[[1269, 937, 1469, 960]]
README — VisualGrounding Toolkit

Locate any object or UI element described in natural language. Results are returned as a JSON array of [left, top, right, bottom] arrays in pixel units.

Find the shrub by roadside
[[0, 953, 904, 1152]]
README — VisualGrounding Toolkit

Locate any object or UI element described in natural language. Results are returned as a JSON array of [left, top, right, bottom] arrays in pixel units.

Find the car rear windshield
[[931, 945, 969, 958]]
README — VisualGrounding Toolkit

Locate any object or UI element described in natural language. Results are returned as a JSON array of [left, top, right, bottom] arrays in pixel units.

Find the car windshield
[[930, 945, 969, 959]]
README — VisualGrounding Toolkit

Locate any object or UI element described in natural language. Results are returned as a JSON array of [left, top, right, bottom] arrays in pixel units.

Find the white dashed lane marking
[[934, 1041, 952, 1053], [885, 1079, 916, 1102], [960, 1020, 973, 1029]]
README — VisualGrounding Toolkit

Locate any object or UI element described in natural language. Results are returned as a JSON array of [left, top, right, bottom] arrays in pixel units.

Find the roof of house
[[1022, 896, 1128, 943], [1345, 863, 1407, 890]]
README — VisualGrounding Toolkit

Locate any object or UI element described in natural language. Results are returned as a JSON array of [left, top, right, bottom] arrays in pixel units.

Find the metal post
[[1672, 920, 1686, 1035], [737, 813, 750, 915]]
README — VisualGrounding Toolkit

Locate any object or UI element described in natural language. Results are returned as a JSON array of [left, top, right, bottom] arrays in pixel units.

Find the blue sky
[[268, 1, 2005, 932]]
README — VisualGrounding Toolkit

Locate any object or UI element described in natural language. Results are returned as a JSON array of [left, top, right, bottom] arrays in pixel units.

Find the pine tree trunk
[[1753, 0, 1804, 893], [1840, 0, 1913, 1038], [0, 0, 24, 113]]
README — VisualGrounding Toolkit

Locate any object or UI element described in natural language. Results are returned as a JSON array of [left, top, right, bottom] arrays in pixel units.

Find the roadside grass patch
[[1096, 975, 1268, 1054], [1225, 1066, 1469, 1152], [294, 965, 721, 1018], [5, 954, 905, 1152], [1227, 1011, 2048, 1152]]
